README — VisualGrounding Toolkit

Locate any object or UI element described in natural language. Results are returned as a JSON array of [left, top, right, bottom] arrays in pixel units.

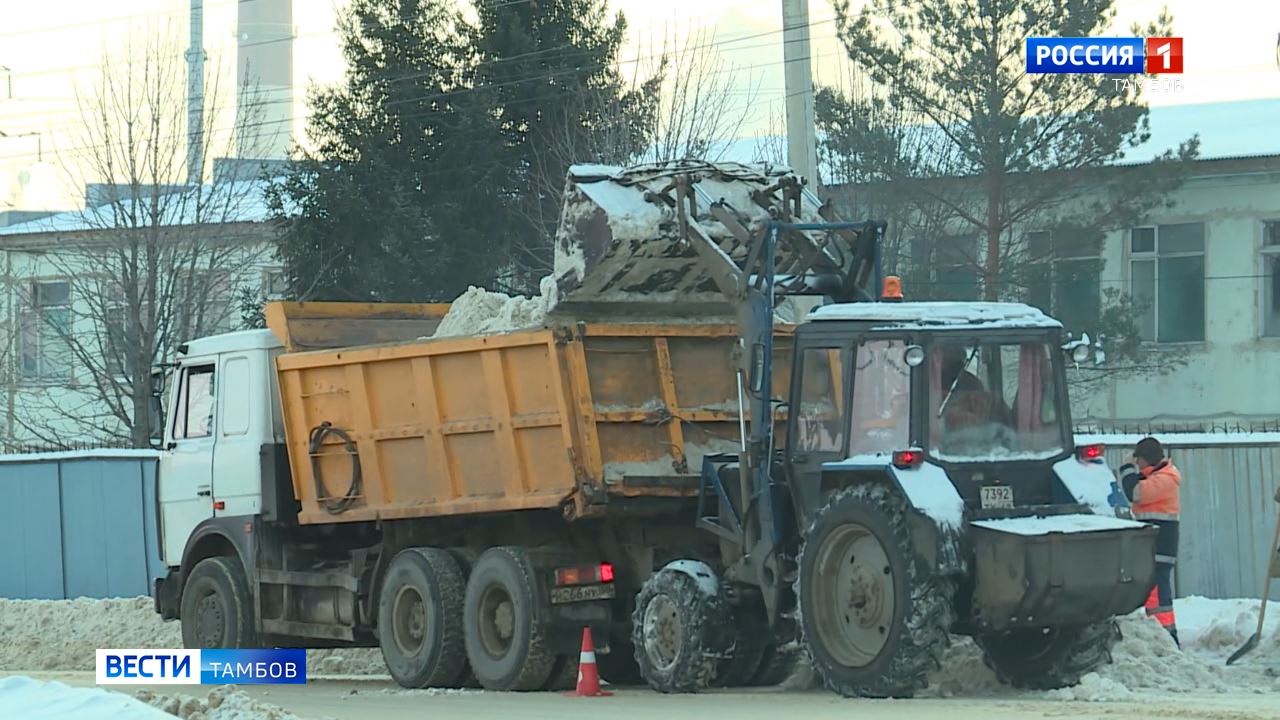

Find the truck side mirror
[[149, 367, 167, 450]]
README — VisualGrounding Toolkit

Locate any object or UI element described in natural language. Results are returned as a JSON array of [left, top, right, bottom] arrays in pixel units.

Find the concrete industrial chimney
[[236, 0, 294, 159], [186, 0, 206, 184]]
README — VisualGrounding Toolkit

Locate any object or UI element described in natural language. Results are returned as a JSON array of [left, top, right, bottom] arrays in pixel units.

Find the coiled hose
[[309, 421, 362, 515]]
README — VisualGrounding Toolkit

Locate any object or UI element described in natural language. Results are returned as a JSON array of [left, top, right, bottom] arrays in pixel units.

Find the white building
[[0, 180, 282, 449], [830, 99, 1280, 431], [1079, 153, 1280, 428]]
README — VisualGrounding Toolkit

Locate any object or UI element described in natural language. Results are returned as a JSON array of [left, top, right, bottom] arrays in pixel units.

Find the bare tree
[[504, 26, 760, 288], [9, 29, 277, 448], [635, 26, 761, 165]]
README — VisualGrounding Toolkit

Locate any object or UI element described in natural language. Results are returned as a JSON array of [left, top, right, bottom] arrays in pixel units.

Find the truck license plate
[[550, 583, 616, 604], [980, 486, 1014, 509]]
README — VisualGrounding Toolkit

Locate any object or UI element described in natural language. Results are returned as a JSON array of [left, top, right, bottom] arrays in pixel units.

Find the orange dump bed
[[270, 314, 796, 526]]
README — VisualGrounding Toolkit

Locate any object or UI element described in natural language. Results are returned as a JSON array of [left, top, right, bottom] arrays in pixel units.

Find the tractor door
[[786, 342, 852, 516]]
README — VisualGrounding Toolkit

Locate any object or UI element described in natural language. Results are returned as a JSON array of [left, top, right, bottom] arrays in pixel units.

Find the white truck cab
[[157, 329, 285, 567]]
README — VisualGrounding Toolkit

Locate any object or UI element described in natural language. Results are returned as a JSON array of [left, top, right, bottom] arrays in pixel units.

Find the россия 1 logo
[[1026, 37, 1183, 74], [96, 649, 306, 685]]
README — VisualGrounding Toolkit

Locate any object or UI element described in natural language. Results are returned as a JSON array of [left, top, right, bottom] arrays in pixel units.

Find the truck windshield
[[927, 341, 1066, 462]]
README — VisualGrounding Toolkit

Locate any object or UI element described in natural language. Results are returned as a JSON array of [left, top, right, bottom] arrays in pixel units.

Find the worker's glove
[[1118, 463, 1141, 503]]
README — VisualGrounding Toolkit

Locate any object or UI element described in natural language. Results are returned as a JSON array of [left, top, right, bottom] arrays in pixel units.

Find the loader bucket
[[549, 161, 875, 321]]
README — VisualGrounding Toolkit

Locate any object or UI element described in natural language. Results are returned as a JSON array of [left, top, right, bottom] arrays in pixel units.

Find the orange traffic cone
[[568, 626, 612, 697]]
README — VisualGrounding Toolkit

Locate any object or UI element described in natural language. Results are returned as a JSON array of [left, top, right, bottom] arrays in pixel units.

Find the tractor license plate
[[550, 583, 616, 604], [980, 486, 1014, 509]]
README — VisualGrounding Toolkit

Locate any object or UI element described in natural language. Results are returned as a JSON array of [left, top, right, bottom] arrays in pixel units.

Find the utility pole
[[186, 0, 207, 185], [781, 0, 819, 188]]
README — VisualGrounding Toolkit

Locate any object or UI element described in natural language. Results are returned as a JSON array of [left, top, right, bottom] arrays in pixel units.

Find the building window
[[1130, 223, 1206, 343], [176, 270, 235, 335], [1024, 231, 1102, 333], [934, 234, 980, 300], [262, 268, 288, 299], [20, 280, 73, 381], [102, 283, 127, 377], [1264, 221, 1280, 337]]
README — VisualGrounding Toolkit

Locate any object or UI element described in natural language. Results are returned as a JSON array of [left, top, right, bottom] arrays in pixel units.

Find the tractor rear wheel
[[797, 484, 954, 698]]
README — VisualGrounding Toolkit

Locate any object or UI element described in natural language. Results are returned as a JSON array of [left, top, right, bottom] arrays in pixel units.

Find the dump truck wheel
[[975, 620, 1120, 690], [713, 601, 769, 687], [377, 548, 468, 688], [543, 654, 580, 691], [181, 555, 256, 648], [463, 546, 556, 691], [797, 484, 954, 698], [750, 645, 801, 687], [597, 637, 642, 685], [631, 568, 728, 693]]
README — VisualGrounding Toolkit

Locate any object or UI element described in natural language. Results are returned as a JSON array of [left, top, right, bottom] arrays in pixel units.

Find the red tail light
[[1076, 444, 1105, 462], [891, 449, 924, 469], [555, 563, 615, 586]]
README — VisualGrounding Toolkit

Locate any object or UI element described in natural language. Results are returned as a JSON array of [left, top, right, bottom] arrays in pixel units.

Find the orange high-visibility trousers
[[1145, 561, 1178, 645]]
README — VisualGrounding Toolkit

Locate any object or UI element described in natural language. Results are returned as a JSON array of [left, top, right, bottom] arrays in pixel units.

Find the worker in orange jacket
[[1119, 437, 1181, 646]]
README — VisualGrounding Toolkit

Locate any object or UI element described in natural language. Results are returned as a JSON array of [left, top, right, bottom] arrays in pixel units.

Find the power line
[[0, 0, 254, 40], [0, 25, 844, 163]]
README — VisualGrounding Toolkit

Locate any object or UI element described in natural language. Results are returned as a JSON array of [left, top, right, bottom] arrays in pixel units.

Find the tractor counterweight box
[[969, 515, 1158, 632]]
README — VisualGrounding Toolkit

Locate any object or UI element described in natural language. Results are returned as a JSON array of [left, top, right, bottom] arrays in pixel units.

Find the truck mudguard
[[660, 560, 720, 597]]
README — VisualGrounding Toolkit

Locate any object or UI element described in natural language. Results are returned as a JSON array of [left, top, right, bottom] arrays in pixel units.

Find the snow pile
[[431, 276, 555, 338], [0, 597, 182, 671], [0, 597, 386, 677], [1178, 595, 1280, 662], [1043, 672, 1135, 702], [0, 676, 171, 720], [135, 686, 297, 720], [927, 636, 1003, 697], [927, 600, 1280, 702]]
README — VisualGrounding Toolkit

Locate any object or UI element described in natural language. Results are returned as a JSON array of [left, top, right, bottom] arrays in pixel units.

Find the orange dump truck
[[151, 299, 804, 691], [280, 316, 798, 527]]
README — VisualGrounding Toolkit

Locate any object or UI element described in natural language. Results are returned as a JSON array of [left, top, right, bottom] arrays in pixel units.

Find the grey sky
[[1, 0, 1277, 209]]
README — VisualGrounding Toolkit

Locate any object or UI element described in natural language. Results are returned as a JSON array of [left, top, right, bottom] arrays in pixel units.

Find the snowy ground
[[0, 595, 1276, 719]]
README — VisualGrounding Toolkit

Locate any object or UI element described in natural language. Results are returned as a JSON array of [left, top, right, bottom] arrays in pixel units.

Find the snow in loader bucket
[[549, 161, 877, 320], [968, 513, 1159, 632]]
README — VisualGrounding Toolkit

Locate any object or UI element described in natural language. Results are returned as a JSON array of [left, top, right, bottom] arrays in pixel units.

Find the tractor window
[[927, 342, 1065, 461], [848, 340, 910, 456], [795, 347, 849, 454]]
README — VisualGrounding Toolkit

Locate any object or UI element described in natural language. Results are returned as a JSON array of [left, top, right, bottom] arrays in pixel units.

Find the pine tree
[[474, 0, 655, 288], [820, 0, 1200, 382], [269, 0, 508, 302]]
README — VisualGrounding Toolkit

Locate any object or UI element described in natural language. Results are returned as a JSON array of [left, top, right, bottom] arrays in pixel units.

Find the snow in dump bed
[[809, 301, 1062, 329], [825, 455, 965, 530], [429, 276, 555, 338], [0, 676, 171, 720], [971, 514, 1149, 535]]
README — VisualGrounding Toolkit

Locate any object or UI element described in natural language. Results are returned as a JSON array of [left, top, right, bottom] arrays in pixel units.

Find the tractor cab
[[786, 300, 1082, 527]]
